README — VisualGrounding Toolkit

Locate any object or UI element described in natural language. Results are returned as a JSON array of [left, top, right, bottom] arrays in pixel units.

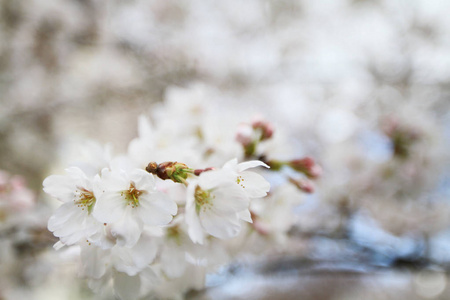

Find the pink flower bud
[[289, 157, 322, 179], [252, 118, 274, 141]]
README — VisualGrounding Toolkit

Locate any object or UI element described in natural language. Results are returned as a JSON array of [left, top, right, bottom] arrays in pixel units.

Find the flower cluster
[[43, 91, 320, 299], [44, 157, 269, 298]]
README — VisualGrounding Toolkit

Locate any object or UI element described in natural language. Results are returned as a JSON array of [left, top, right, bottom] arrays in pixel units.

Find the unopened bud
[[289, 157, 322, 179], [146, 161, 169, 180], [146, 161, 190, 183], [163, 162, 188, 177], [146, 162, 158, 175], [252, 119, 274, 141]]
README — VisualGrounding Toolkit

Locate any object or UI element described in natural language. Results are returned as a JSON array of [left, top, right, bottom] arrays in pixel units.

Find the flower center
[[194, 186, 214, 213], [166, 225, 182, 245], [236, 175, 245, 188], [74, 187, 96, 214], [121, 182, 143, 208]]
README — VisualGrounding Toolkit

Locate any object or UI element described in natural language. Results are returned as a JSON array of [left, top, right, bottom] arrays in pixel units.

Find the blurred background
[[2, 0, 450, 299]]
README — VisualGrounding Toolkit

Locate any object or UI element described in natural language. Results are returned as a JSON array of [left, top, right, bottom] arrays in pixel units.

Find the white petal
[[237, 210, 253, 223], [142, 192, 177, 215], [114, 271, 141, 300], [53, 241, 65, 250], [198, 169, 235, 190], [160, 242, 187, 278], [112, 233, 158, 276], [239, 171, 270, 198], [109, 209, 143, 247], [65, 166, 89, 177], [130, 232, 158, 267], [130, 169, 155, 192], [100, 169, 129, 192], [87, 275, 111, 294], [50, 209, 85, 239], [92, 174, 104, 199], [213, 186, 249, 213], [237, 160, 270, 172], [144, 226, 164, 237], [112, 247, 139, 276], [93, 192, 126, 223], [185, 182, 205, 244], [48, 202, 80, 231], [80, 243, 109, 279], [90, 229, 115, 250], [49, 203, 88, 245], [84, 220, 109, 246], [70, 167, 94, 191], [139, 267, 160, 295], [222, 158, 238, 171], [138, 195, 176, 226], [43, 175, 75, 202], [200, 209, 241, 239]]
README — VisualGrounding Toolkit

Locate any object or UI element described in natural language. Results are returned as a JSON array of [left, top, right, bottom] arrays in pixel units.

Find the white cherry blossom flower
[[44, 167, 104, 246], [186, 159, 270, 244], [93, 168, 177, 247], [222, 158, 270, 198]]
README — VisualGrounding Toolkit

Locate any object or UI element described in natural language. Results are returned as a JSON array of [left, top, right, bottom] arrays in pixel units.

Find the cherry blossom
[[44, 167, 104, 246], [93, 168, 177, 247], [185, 159, 270, 244]]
